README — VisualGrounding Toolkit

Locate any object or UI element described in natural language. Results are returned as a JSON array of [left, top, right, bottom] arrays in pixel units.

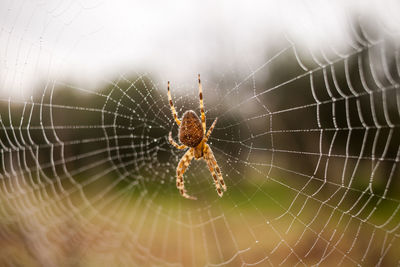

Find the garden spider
[[167, 74, 226, 200]]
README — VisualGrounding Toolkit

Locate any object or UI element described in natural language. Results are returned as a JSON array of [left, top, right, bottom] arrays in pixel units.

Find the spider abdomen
[[179, 110, 204, 147]]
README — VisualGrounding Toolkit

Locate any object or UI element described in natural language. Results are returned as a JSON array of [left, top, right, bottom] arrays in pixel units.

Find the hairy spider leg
[[176, 148, 196, 200], [204, 118, 218, 143], [198, 74, 206, 134], [168, 132, 187, 150], [167, 81, 181, 126], [204, 146, 223, 197], [204, 144, 226, 192]]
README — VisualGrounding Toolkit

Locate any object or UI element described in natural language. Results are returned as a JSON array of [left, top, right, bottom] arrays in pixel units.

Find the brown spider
[[167, 74, 226, 200]]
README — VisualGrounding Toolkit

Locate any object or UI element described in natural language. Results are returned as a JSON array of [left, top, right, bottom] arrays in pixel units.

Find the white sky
[[0, 0, 399, 97]]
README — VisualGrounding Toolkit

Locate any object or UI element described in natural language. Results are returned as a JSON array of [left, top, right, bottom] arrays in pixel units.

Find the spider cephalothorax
[[167, 74, 226, 200]]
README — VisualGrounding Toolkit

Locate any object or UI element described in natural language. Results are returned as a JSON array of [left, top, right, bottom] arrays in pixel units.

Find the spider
[[167, 74, 226, 200]]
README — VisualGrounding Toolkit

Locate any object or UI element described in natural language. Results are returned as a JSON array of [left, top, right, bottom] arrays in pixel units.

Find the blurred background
[[0, 0, 400, 266]]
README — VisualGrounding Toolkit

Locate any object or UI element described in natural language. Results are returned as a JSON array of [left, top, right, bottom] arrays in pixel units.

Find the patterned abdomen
[[179, 110, 204, 147]]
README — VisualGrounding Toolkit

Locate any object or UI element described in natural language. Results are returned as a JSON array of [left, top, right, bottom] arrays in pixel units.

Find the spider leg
[[204, 144, 227, 196], [176, 148, 196, 200], [205, 157, 223, 197], [198, 74, 206, 134], [167, 81, 181, 126], [204, 117, 217, 143], [169, 132, 187, 149]]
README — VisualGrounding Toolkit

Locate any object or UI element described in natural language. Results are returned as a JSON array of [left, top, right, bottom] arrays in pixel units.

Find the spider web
[[1, 1, 400, 266]]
